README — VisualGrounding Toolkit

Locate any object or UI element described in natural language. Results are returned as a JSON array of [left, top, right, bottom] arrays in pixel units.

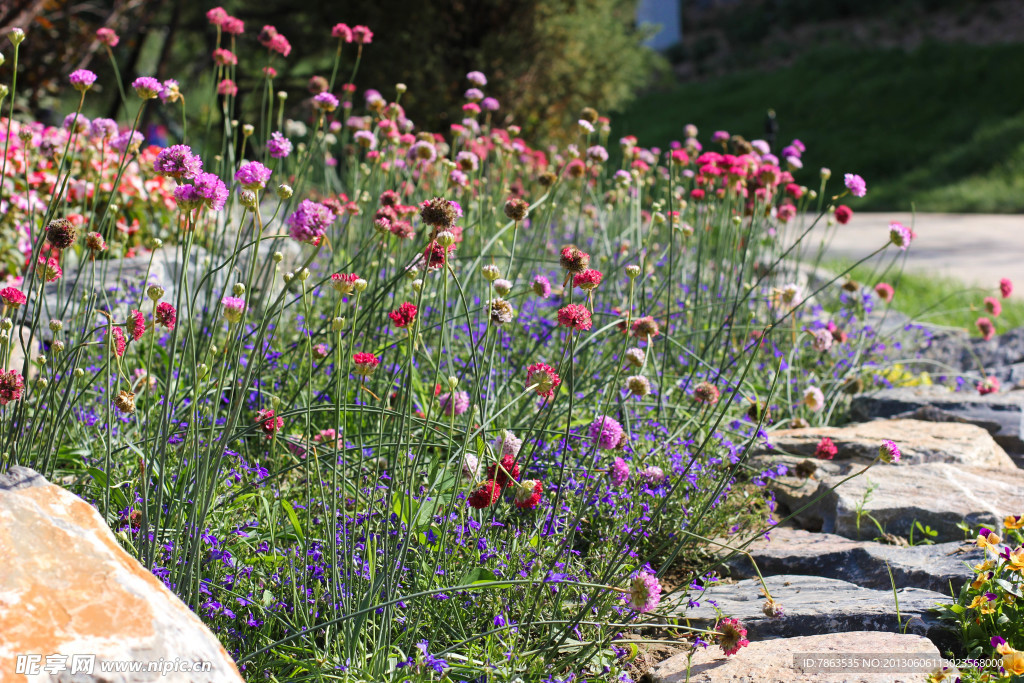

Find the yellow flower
[[977, 531, 1002, 551], [1003, 649, 1024, 675], [1005, 515, 1024, 530], [979, 601, 996, 615], [968, 595, 987, 609], [974, 559, 995, 572], [971, 573, 990, 591], [1006, 547, 1024, 572]]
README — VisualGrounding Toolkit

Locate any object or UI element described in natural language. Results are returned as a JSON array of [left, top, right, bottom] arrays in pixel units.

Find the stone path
[[810, 211, 1024, 287]]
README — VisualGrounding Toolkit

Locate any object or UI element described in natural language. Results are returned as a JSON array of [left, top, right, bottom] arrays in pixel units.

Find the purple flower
[[286, 199, 336, 243], [173, 184, 203, 210], [159, 79, 181, 103], [69, 69, 97, 91], [266, 131, 292, 159], [313, 92, 339, 112], [439, 390, 470, 417], [878, 439, 901, 464], [154, 144, 203, 180], [610, 456, 630, 487], [589, 415, 624, 450], [89, 118, 118, 141], [62, 113, 89, 134], [193, 172, 228, 211], [235, 161, 273, 190], [888, 222, 913, 250], [844, 173, 867, 198], [132, 76, 162, 99], [466, 70, 487, 86], [532, 275, 551, 297], [481, 97, 500, 112], [465, 87, 484, 101], [112, 130, 144, 152]]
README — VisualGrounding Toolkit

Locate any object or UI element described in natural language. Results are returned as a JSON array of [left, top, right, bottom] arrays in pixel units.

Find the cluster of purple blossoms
[[313, 92, 339, 112], [68, 69, 97, 92], [235, 161, 273, 190], [589, 415, 624, 450], [112, 130, 144, 152], [154, 145, 203, 180], [266, 132, 292, 159], [89, 118, 118, 141], [286, 200, 336, 243], [610, 456, 630, 487], [175, 172, 228, 212], [132, 76, 163, 99], [439, 390, 470, 417]]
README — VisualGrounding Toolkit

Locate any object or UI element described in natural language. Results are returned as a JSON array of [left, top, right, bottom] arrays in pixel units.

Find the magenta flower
[[112, 130, 143, 152], [843, 173, 867, 198], [888, 222, 913, 250], [89, 118, 117, 140], [609, 456, 630, 486], [532, 275, 551, 298], [69, 69, 97, 92], [0, 369, 25, 405], [221, 296, 247, 324], [267, 132, 292, 159], [287, 200, 337, 243], [466, 71, 487, 86], [96, 27, 119, 47], [878, 439, 901, 464], [625, 571, 661, 613], [235, 161, 272, 190], [332, 23, 353, 41], [313, 92, 339, 112], [439, 390, 470, 417], [194, 172, 228, 211], [481, 97, 500, 112], [352, 25, 373, 44], [589, 416, 624, 450], [132, 76, 162, 99], [154, 145, 203, 180]]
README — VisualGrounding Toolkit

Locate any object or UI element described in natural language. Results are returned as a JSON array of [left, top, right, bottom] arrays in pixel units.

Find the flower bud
[[276, 184, 293, 199], [8, 29, 26, 46], [353, 278, 368, 292], [51, 340, 64, 354], [153, 238, 163, 248], [396, 83, 407, 93], [332, 317, 345, 331], [482, 265, 500, 282], [36, 355, 46, 366], [0, 317, 12, 331], [273, 251, 284, 263], [36, 377, 48, 390], [242, 124, 254, 137], [625, 264, 641, 278], [209, 345, 218, 356], [277, 90, 288, 101], [198, 363, 209, 379], [820, 167, 831, 180], [447, 376, 459, 390], [283, 272, 294, 283], [0, 84, 8, 101], [49, 319, 63, 333], [493, 279, 512, 296], [239, 190, 258, 209], [74, 368, 85, 378], [232, 283, 245, 296], [411, 279, 423, 292], [0, 52, 5, 68], [297, 268, 310, 282], [147, 284, 165, 301], [436, 230, 456, 247]]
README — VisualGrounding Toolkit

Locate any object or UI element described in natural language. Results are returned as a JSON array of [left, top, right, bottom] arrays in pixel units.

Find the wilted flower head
[[420, 196, 462, 228], [626, 375, 651, 397], [45, 218, 77, 250], [488, 297, 515, 325], [631, 316, 660, 339], [504, 197, 529, 221], [811, 328, 833, 352], [692, 381, 720, 405], [625, 347, 645, 367], [559, 245, 590, 274]]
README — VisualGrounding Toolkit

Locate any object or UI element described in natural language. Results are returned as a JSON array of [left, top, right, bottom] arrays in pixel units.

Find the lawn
[[618, 42, 1024, 213]]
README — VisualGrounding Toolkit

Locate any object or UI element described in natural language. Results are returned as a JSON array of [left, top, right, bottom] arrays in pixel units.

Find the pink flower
[[625, 571, 661, 613], [352, 352, 380, 376], [389, 302, 418, 328], [844, 173, 867, 197], [526, 362, 561, 398], [235, 161, 272, 190], [466, 70, 487, 86], [590, 416, 624, 450], [692, 381, 720, 405], [36, 257, 62, 283], [0, 287, 26, 309], [889, 222, 913, 250], [834, 205, 852, 224], [212, 48, 237, 66], [154, 145, 203, 180], [217, 79, 238, 97], [609, 456, 630, 486], [69, 69, 97, 92], [439, 390, 470, 417], [513, 480, 543, 510], [532, 275, 551, 297], [874, 282, 894, 303], [557, 304, 592, 331], [129, 310, 146, 341], [332, 23, 353, 42], [221, 296, 247, 324], [156, 302, 176, 330], [109, 327, 127, 357], [206, 7, 229, 26], [977, 317, 995, 341], [255, 409, 283, 439], [268, 33, 291, 57], [131, 76, 162, 99], [1001, 278, 1013, 298], [0, 369, 25, 405], [879, 439, 901, 464], [573, 269, 603, 291], [815, 437, 838, 460], [95, 28, 119, 47], [222, 17, 244, 35], [352, 25, 374, 44], [984, 296, 1002, 317], [718, 618, 749, 656], [978, 376, 1000, 395]]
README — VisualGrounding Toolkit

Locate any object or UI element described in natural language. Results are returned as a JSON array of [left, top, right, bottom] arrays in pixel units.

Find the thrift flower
[[984, 296, 1002, 316], [874, 282, 894, 303], [69, 69, 97, 92], [154, 144, 203, 180], [717, 618, 749, 656], [879, 439, 901, 464], [439, 390, 470, 417], [526, 362, 560, 398], [513, 480, 543, 510], [286, 200, 336, 243], [843, 173, 867, 198], [978, 376, 1000, 395], [532, 275, 551, 297], [267, 132, 292, 158], [803, 386, 825, 412], [609, 456, 630, 486], [353, 352, 380, 376], [487, 454, 520, 487], [692, 381, 720, 405], [977, 317, 996, 341], [96, 27, 119, 46], [573, 269, 603, 291], [625, 572, 661, 613], [132, 76, 162, 99], [255, 409, 283, 439], [235, 161, 272, 190], [834, 205, 852, 224], [889, 221, 914, 250], [0, 287, 26, 309], [557, 304, 592, 331], [156, 302, 176, 330], [0, 369, 25, 404], [36, 257, 62, 282], [815, 437, 838, 460], [1000, 278, 1013, 298], [129, 310, 146, 341], [468, 480, 501, 509], [590, 416, 624, 450], [221, 296, 246, 324], [389, 302, 418, 328]]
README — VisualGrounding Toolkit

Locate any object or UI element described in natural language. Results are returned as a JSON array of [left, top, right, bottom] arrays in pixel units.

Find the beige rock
[[4, 325, 40, 379], [0, 466, 243, 682], [651, 631, 950, 683], [760, 418, 1014, 469]]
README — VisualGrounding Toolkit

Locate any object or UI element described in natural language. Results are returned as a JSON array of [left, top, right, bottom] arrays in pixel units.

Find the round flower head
[[159, 80, 181, 103], [468, 480, 501, 509], [631, 316, 660, 339], [1000, 278, 1013, 298], [834, 204, 853, 225], [481, 97, 500, 111], [96, 27, 119, 46], [132, 76, 162, 99], [718, 618, 749, 656], [513, 480, 543, 510], [977, 316, 996, 341], [464, 87, 484, 102], [874, 282, 894, 303], [115, 390, 136, 414], [557, 304, 592, 331], [439, 390, 470, 417], [113, 130, 143, 152], [69, 69, 97, 92], [217, 79, 238, 97], [504, 198, 529, 221], [36, 257, 62, 282], [488, 297, 515, 325], [625, 347, 645, 368], [559, 245, 590, 274], [221, 296, 246, 324], [626, 375, 651, 397], [889, 222, 913, 250], [843, 173, 867, 198], [0, 369, 25, 405], [206, 7, 228, 25], [234, 161, 272, 190], [265, 131, 292, 159], [879, 439, 901, 464], [85, 231, 107, 253], [984, 296, 1002, 317], [609, 456, 630, 486], [587, 145, 609, 163], [815, 436, 838, 460], [526, 362, 560, 398], [332, 23, 353, 41], [420, 196, 462, 228], [532, 275, 551, 298], [492, 279, 512, 296], [352, 25, 373, 44], [573, 269, 602, 291], [154, 145, 203, 180], [156, 302, 177, 330], [461, 453, 480, 479], [692, 381, 720, 405], [353, 130, 377, 149], [0, 287, 27, 309], [389, 302, 418, 328], [811, 328, 833, 352], [625, 571, 661, 613], [129, 309, 146, 341], [486, 454, 520, 487], [803, 386, 825, 412], [978, 376, 1000, 395], [89, 118, 118, 141], [314, 92, 339, 112], [45, 218, 77, 250], [352, 352, 380, 377], [466, 70, 487, 86], [589, 415, 624, 450], [287, 199, 336, 243], [639, 465, 665, 484], [194, 172, 229, 211], [497, 430, 522, 458], [331, 273, 359, 295], [255, 409, 283, 439]]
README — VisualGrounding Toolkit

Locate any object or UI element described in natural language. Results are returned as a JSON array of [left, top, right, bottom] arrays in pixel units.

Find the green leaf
[[281, 499, 304, 542]]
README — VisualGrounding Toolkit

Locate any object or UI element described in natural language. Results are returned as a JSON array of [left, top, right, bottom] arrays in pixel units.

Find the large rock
[[761, 418, 1014, 469], [851, 385, 1024, 456], [718, 526, 982, 593], [668, 575, 953, 648], [759, 455, 1024, 542], [0, 466, 243, 682], [4, 325, 41, 378], [920, 326, 1024, 375], [650, 631, 949, 683]]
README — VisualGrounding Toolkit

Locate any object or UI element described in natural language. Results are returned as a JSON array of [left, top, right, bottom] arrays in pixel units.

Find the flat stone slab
[[761, 418, 1014, 469], [718, 527, 982, 593], [669, 575, 952, 648], [851, 386, 1024, 455], [650, 630, 948, 683], [758, 455, 1024, 542]]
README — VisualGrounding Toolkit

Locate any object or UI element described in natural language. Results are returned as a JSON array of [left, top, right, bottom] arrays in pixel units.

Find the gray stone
[[650, 630, 949, 683], [4, 324, 41, 378], [760, 418, 1014, 469], [758, 455, 1024, 542], [851, 386, 1024, 456], [718, 526, 982, 593], [667, 575, 953, 649], [0, 467, 244, 681]]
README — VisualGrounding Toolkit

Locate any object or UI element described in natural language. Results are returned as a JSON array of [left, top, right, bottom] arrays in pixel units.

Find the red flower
[[156, 302, 177, 330], [573, 269, 603, 291], [513, 480, 543, 509], [353, 352, 380, 376], [129, 310, 146, 341], [0, 287, 26, 309], [110, 327, 127, 357], [815, 437, 838, 460], [526, 362, 561, 398], [468, 480, 501, 509], [389, 302, 418, 328], [559, 245, 590, 274], [486, 454, 520, 487], [557, 304, 592, 331], [0, 369, 25, 405], [834, 205, 853, 224], [978, 376, 1000, 395], [255, 409, 283, 439]]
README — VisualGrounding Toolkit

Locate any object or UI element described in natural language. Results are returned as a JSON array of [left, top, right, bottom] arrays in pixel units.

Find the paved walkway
[[810, 212, 1024, 288]]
